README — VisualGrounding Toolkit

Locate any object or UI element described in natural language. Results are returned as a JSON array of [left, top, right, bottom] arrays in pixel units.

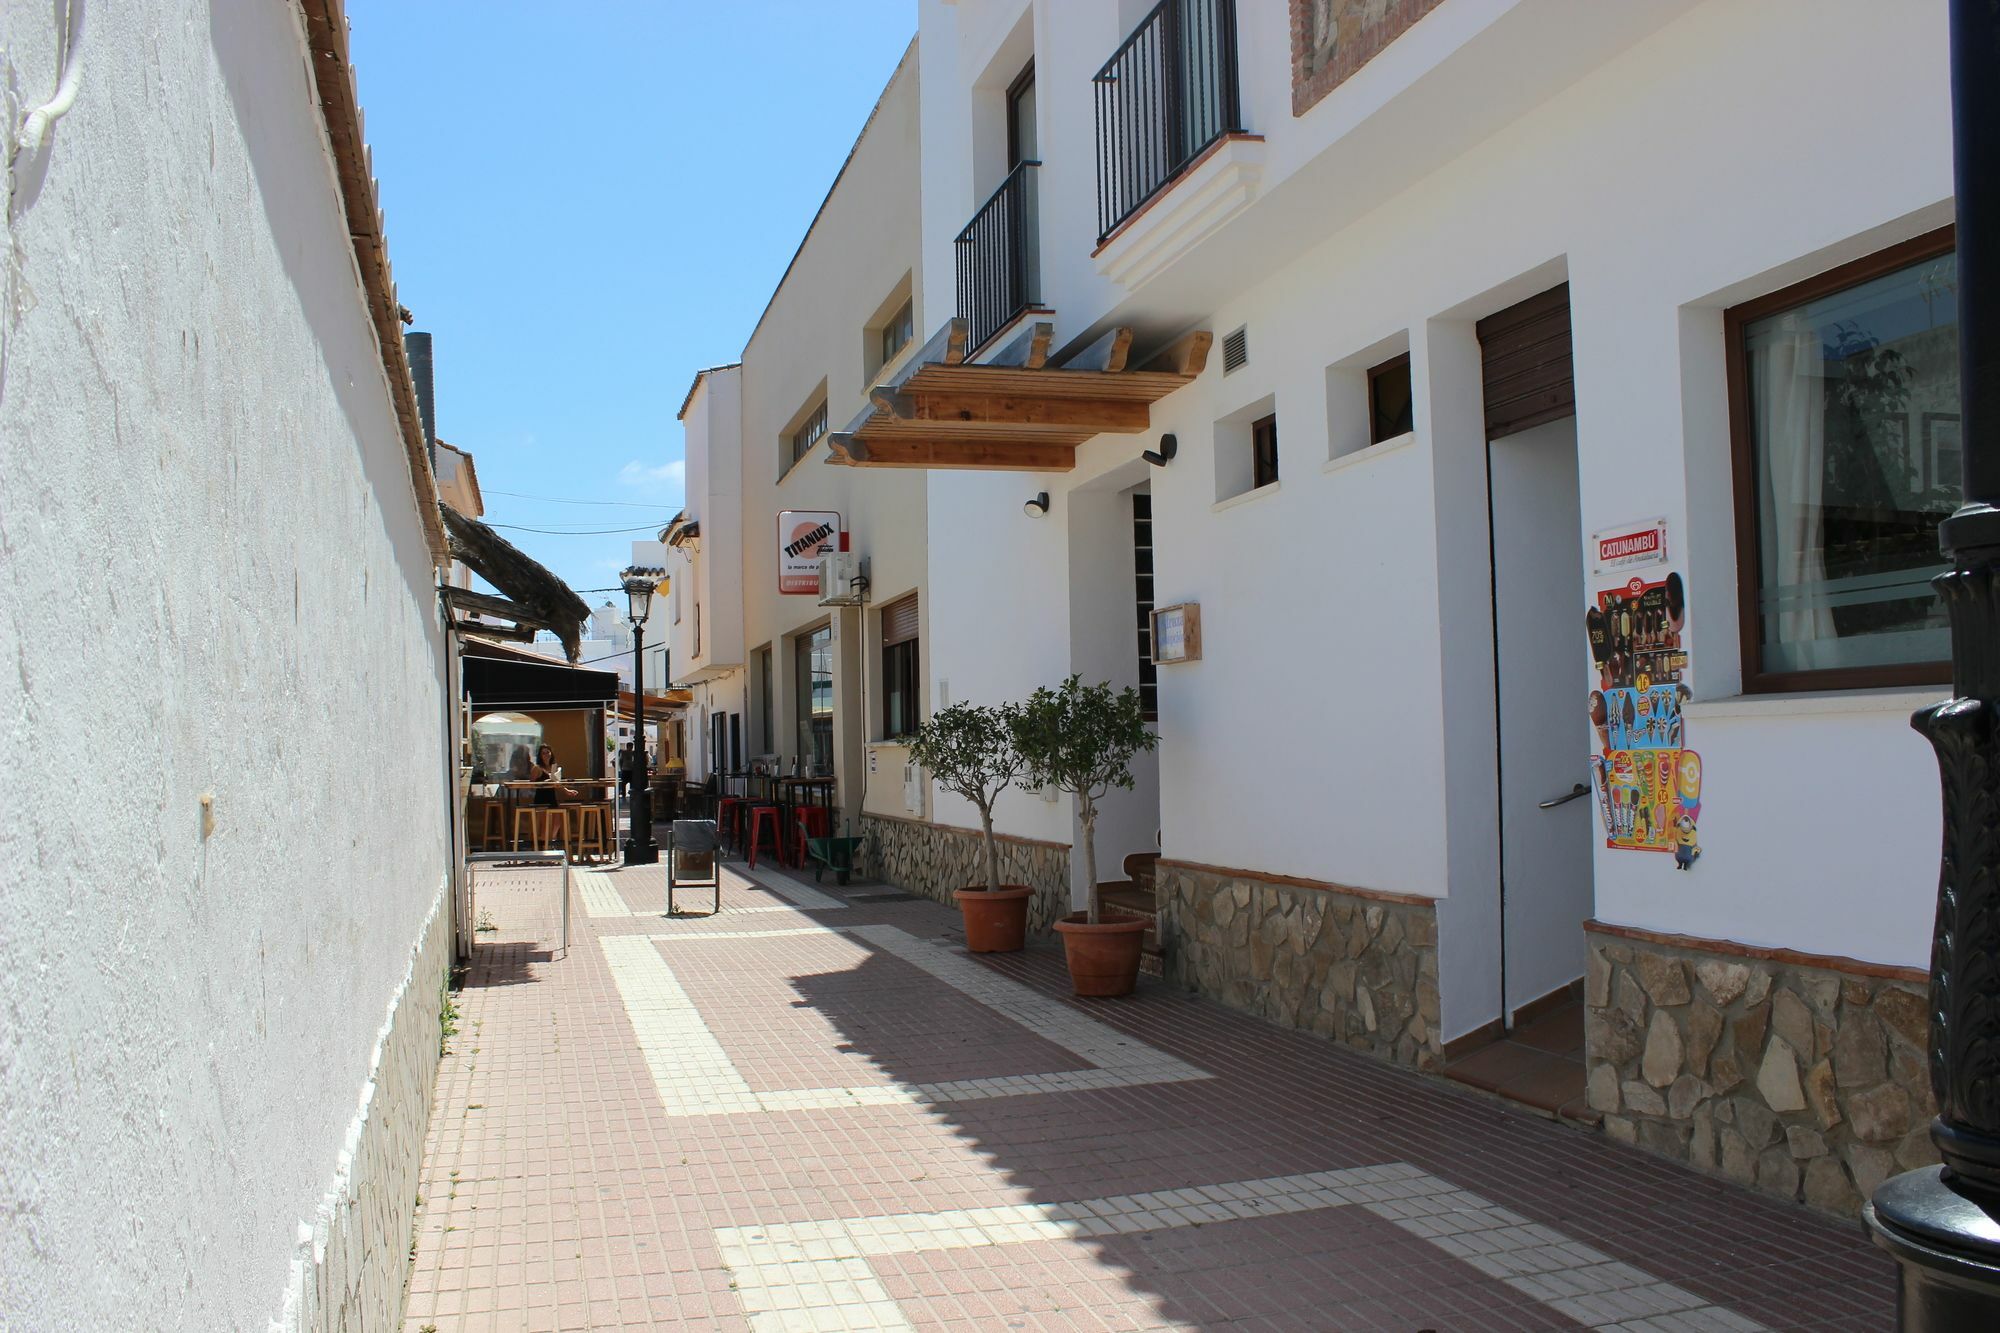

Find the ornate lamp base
[[1866, 1166, 2000, 1330]]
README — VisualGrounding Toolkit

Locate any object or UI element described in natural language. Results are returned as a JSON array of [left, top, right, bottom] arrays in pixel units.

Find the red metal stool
[[745, 804, 783, 869], [716, 796, 744, 854], [791, 805, 831, 869]]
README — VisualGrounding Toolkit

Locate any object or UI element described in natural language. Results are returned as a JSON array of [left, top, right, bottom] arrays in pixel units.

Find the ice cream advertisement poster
[[1585, 561, 1703, 868]]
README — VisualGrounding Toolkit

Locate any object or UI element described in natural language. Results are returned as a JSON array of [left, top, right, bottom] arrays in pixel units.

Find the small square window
[[1251, 414, 1279, 489], [788, 399, 828, 470], [1367, 354, 1414, 443]]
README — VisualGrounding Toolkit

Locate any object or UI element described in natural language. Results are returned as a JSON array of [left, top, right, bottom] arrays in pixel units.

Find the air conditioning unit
[[818, 552, 870, 606]]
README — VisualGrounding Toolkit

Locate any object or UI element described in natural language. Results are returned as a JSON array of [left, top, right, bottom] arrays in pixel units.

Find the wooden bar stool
[[538, 806, 571, 855], [511, 805, 540, 852], [745, 805, 783, 869], [575, 805, 608, 862], [479, 800, 505, 852]]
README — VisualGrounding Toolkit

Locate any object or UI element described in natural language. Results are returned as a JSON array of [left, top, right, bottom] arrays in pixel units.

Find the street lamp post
[[1862, 2, 2000, 1325], [621, 567, 660, 866]]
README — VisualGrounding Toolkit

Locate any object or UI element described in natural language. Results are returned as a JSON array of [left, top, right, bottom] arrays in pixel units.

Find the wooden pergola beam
[[441, 585, 551, 628], [870, 391, 1152, 432], [827, 436, 1076, 472], [452, 619, 538, 642]]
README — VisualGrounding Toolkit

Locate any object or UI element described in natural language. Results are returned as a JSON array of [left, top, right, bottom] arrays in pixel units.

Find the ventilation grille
[[1221, 326, 1248, 375]]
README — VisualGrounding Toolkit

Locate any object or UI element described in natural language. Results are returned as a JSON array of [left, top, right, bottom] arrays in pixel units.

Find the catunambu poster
[[1586, 568, 1704, 868]]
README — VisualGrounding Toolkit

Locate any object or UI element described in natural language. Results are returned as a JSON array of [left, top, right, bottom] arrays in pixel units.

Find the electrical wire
[[487, 521, 665, 536], [484, 490, 670, 508]]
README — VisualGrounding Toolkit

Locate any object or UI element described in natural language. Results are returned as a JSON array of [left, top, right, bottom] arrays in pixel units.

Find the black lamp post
[[1862, 2, 2000, 1324], [621, 567, 660, 866]]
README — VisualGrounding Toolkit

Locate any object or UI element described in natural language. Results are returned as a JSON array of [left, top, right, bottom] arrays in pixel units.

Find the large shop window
[[881, 594, 920, 740], [795, 624, 834, 774], [1729, 229, 1958, 690]]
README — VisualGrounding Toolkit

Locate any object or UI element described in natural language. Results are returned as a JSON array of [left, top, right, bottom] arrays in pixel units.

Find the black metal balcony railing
[[1093, 0, 1243, 243], [954, 159, 1040, 354]]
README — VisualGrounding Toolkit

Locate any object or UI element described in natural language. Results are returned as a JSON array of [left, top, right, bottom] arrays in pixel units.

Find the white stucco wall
[[917, 0, 1954, 1036], [0, 3, 449, 1327]]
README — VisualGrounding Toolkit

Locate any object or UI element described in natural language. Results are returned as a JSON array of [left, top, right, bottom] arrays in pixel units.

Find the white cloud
[[616, 458, 685, 497]]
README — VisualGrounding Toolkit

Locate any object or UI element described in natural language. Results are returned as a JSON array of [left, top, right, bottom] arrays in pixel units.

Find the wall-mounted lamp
[[1023, 491, 1051, 518], [1142, 433, 1178, 467]]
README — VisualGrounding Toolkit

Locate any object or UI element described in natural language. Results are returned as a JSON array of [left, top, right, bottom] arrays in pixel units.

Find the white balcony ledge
[[1093, 134, 1267, 292]]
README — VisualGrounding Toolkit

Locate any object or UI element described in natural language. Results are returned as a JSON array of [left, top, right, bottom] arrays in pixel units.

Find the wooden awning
[[440, 504, 591, 662], [826, 319, 1209, 472]]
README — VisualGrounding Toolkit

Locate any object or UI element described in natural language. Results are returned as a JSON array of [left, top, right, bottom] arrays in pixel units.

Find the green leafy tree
[[1011, 676, 1160, 924], [905, 701, 1026, 895]]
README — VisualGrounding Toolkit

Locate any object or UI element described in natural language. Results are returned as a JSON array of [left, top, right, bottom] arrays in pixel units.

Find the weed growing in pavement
[[475, 907, 497, 932]]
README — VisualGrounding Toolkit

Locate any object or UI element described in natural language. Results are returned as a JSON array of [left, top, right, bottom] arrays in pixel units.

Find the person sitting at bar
[[529, 745, 575, 805]]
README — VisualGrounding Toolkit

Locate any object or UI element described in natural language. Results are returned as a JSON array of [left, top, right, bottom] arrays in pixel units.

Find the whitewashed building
[[789, 0, 1955, 1216], [1, 1, 459, 1326], [667, 45, 934, 850]]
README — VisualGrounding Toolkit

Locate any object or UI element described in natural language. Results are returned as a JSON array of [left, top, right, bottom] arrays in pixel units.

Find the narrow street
[[403, 865, 1894, 1332]]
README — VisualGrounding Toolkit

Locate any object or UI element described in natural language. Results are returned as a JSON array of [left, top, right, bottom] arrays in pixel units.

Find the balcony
[[1092, 0, 1244, 243], [954, 160, 1040, 356]]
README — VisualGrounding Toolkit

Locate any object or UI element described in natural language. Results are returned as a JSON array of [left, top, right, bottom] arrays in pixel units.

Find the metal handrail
[[1092, 0, 1243, 242], [953, 159, 1040, 354], [466, 848, 571, 956]]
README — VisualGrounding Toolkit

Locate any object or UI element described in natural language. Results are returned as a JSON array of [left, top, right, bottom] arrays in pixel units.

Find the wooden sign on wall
[[1151, 603, 1201, 664]]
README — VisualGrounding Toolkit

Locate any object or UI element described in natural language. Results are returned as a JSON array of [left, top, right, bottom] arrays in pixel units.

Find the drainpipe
[[1862, 1, 2000, 1324]]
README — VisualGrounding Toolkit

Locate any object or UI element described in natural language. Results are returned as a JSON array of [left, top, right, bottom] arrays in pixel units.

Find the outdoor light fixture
[[621, 567, 657, 625], [618, 565, 663, 866], [1023, 492, 1050, 518], [1142, 433, 1178, 467]]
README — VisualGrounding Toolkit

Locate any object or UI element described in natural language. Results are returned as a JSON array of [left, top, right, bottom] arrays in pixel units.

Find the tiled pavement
[[402, 860, 1895, 1331]]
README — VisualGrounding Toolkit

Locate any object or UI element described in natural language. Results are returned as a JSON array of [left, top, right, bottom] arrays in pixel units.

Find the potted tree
[[906, 700, 1033, 952], [1012, 676, 1160, 996]]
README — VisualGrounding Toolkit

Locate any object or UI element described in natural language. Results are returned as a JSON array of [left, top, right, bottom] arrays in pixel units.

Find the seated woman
[[527, 745, 576, 805]]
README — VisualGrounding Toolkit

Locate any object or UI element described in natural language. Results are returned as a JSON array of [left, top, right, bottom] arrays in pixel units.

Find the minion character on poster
[[1585, 568, 1705, 862]]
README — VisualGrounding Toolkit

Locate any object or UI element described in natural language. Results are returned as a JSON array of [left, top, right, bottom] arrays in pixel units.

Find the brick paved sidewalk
[[401, 860, 1894, 1331]]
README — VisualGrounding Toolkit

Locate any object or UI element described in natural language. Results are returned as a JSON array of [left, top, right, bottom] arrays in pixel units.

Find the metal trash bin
[[667, 819, 720, 915]]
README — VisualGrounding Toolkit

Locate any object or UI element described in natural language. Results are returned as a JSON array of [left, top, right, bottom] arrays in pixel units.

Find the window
[[693, 601, 701, 657], [880, 298, 914, 368], [1251, 414, 1279, 490], [1728, 228, 1958, 690], [788, 398, 828, 470], [1133, 494, 1157, 721], [1007, 62, 1037, 168], [795, 624, 834, 773], [881, 594, 920, 739], [1368, 353, 1414, 443]]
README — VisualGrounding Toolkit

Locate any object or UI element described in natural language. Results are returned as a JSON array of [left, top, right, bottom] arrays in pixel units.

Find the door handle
[[1539, 782, 1590, 810]]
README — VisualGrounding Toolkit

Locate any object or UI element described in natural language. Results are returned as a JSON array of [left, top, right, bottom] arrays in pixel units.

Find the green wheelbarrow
[[804, 834, 867, 886]]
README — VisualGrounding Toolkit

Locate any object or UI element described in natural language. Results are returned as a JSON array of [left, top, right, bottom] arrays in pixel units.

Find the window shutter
[[1476, 283, 1574, 440], [882, 594, 920, 646]]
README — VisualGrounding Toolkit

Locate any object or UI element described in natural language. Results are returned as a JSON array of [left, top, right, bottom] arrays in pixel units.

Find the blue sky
[[347, 1, 916, 596]]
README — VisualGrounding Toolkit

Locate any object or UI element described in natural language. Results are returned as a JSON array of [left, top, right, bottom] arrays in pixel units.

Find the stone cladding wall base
[[1159, 862, 1442, 1070], [861, 815, 1071, 934], [1583, 923, 1938, 1219]]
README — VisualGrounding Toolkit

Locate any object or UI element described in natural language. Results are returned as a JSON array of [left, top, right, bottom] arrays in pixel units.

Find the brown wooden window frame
[[1725, 225, 1957, 695], [880, 595, 921, 740], [1366, 352, 1414, 445], [1250, 413, 1279, 490]]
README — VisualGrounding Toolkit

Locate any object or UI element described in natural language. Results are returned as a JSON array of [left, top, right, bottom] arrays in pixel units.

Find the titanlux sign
[[1590, 517, 1669, 577], [778, 510, 842, 595]]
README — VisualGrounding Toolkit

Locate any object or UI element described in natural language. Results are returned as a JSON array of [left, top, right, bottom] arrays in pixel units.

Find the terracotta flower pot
[[955, 886, 1033, 952], [1054, 912, 1147, 996]]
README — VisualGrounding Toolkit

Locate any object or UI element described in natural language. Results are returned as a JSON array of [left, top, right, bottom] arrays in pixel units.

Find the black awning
[[441, 503, 592, 662], [463, 651, 618, 711]]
